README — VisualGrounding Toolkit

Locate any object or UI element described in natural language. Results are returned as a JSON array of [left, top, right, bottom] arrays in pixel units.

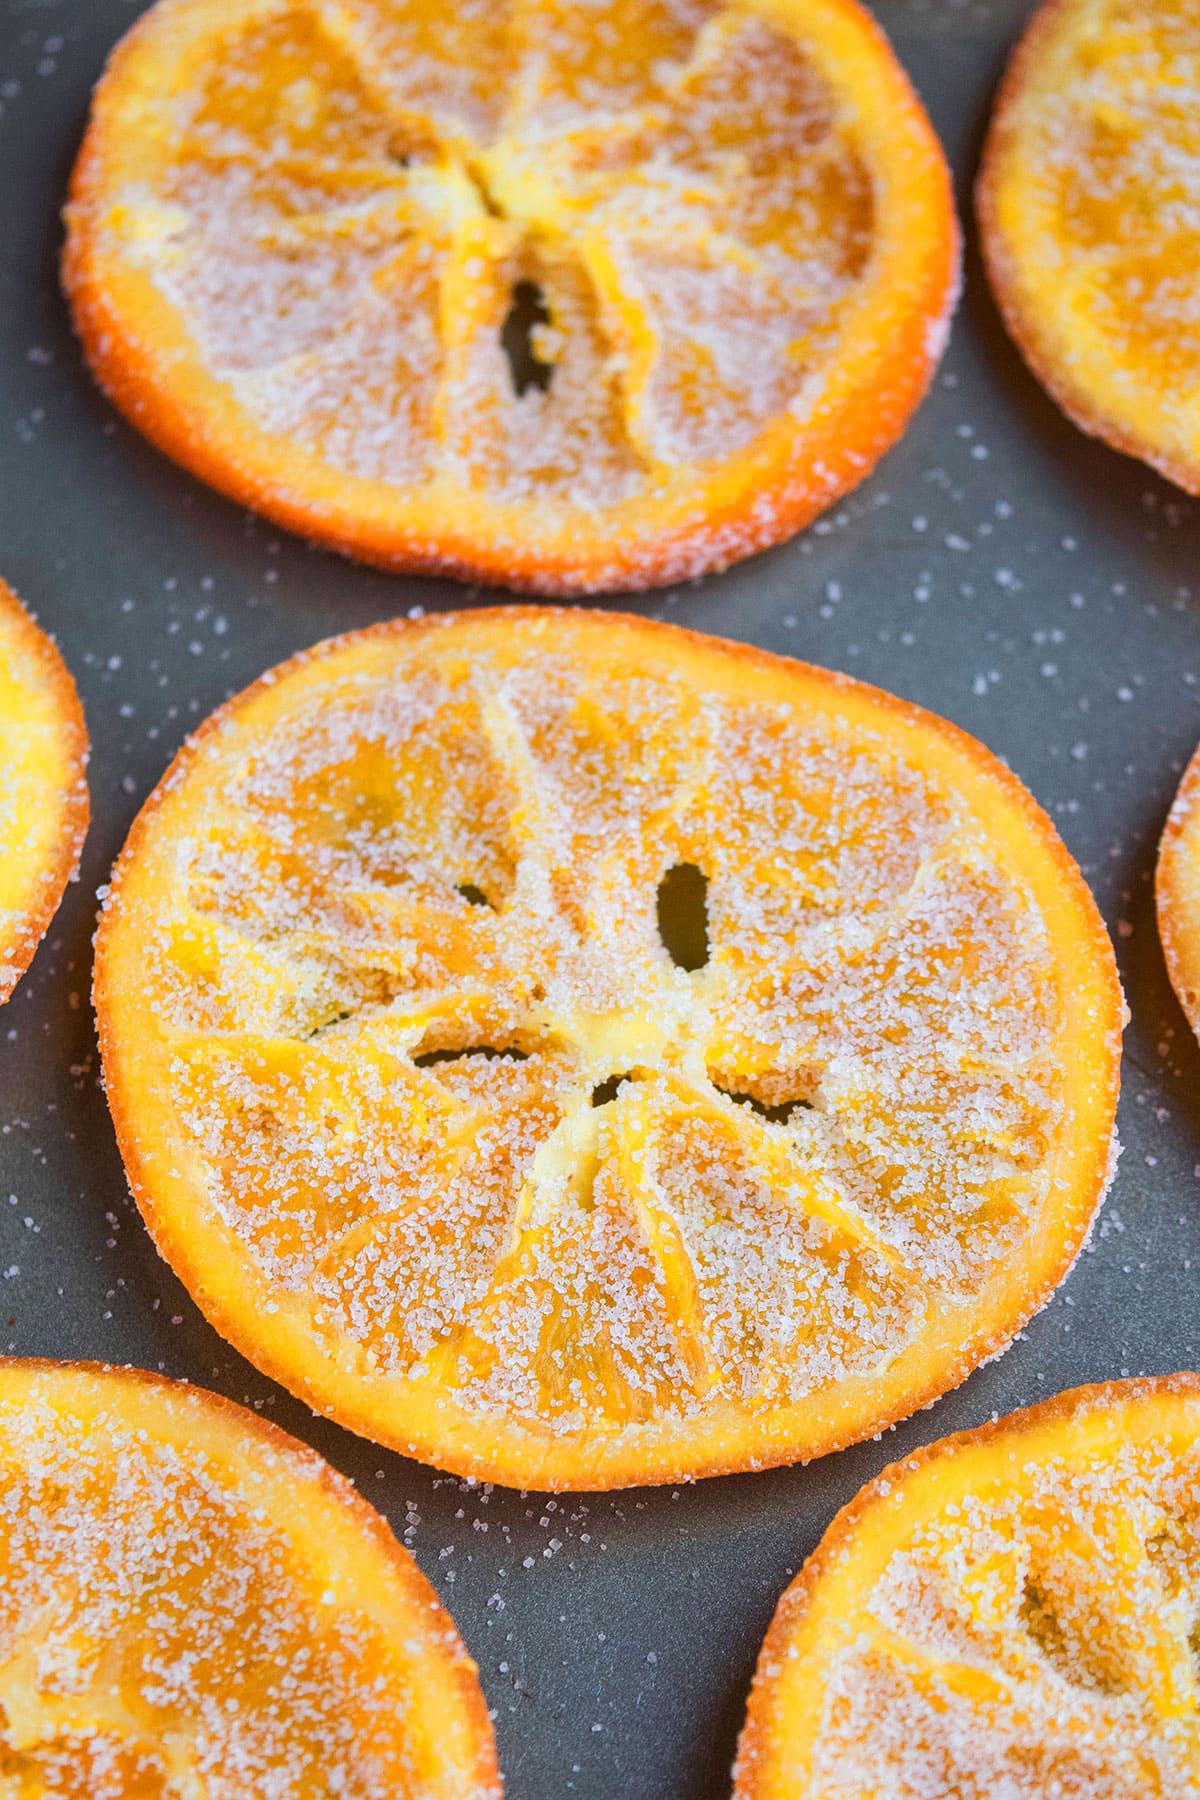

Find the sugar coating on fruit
[[114, 0, 874, 508], [0, 599, 84, 1002], [1033, 1, 1200, 382], [0, 1380, 489, 1798], [988, 0, 1200, 493], [105, 625, 1094, 1444], [792, 1406, 1200, 1797]]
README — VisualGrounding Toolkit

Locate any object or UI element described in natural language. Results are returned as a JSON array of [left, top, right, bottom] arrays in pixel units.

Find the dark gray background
[[1, 2, 1198, 1794]]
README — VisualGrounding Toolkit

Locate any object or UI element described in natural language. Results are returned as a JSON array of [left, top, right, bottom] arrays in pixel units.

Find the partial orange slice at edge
[[979, 0, 1200, 493], [0, 1359, 500, 1799], [735, 1374, 1200, 1799], [0, 580, 88, 1004], [1157, 737, 1200, 1044]]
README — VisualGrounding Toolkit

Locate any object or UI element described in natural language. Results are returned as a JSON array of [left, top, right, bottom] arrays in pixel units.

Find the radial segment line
[[476, 687, 570, 857], [308, 0, 460, 149], [0, 1602, 164, 1759], [610, 1086, 715, 1392], [312, 1119, 483, 1284], [707, 1089, 920, 1280], [865, 1621, 1017, 1711]]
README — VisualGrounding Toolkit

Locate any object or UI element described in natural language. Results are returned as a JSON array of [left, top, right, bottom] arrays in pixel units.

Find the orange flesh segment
[[0, 580, 89, 1004], [63, 0, 957, 592], [735, 1375, 1200, 1800], [0, 1361, 499, 1798], [980, 0, 1200, 493], [93, 609, 1121, 1491]]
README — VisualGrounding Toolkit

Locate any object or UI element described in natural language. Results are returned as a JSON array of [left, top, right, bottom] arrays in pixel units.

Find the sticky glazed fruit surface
[[1156, 737, 1200, 1046], [0, 579, 89, 1005], [94, 608, 1122, 1490], [64, 0, 958, 592], [735, 1375, 1200, 1799], [0, 1359, 501, 1798], [980, 0, 1200, 495]]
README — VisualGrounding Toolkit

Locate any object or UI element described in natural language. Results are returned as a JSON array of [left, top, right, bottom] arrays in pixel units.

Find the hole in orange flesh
[[656, 862, 709, 971], [501, 280, 555, 397]]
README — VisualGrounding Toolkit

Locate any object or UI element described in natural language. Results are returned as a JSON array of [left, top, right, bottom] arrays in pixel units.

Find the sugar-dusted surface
[[736, 1379, 1200, 1797], [0, 581, 88, 1002], [103, 0, 870, 492], [4, 0, 1200, 1794], [1156, 744, 1200, 1047], [981, 0, 1200, 495], [0, 1363, 499, 1798], [95, 611, 1117, 1487], [62, 0, 956, 589]]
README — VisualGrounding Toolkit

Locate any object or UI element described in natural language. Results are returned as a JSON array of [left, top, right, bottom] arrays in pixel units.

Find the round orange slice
[[979, 0, 1200, 494], [1156, 739, 1200, 1043], [94, 608, 1121, 1491], [0, 580, 89, 1005], [0, 1359, 500, 1798], [63, 0, 958, 594], [734, 1374, 1200, 1798]]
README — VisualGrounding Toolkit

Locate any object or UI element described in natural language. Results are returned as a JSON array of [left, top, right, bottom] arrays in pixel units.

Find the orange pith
[[93, 608, 1121, 1492], [63, 0, 958, 594], [1156, 739, 1200, 1044], [0, 580, 89, 1005], [734, 1375, 1200, 1799], [979, 0, 1200, 494], [0, 1359, 500, 1799]]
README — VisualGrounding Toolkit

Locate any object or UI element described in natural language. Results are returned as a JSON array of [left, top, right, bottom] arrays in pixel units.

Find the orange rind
[[64, 0, 958, 594], [0, 580, 89, 1005], [1156, 739, 1200, 1043], [94, 608, 1121, 1491], [734, 1374, 1200, 1799], [979, 0, 1200, 494], [0, 1359, 500, 1797]]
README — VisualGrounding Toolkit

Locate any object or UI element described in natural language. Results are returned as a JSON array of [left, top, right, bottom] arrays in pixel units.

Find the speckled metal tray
[[1, 2, 1198, 1794]]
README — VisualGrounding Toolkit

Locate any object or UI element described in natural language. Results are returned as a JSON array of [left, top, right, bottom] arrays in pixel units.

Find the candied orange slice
[[1156, 739, 1200, 1044], [734, 1375, 1200, 1799], [979, 0, 1200, 493], [93, 609, 1121, 1491], [63, 0, 958, 594], [0, 580, 88, 1005], [0, 1359, 500, 1798]]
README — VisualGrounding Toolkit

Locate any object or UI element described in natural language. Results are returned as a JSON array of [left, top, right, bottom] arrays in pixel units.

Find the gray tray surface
[[1, 2, 1198, 1795]]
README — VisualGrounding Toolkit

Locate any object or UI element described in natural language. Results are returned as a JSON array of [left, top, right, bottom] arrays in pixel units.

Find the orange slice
[[734, 1375, 1200, 1799], [63, 0, 958, 594], [0, 581, 89, 1005], [979, 0, 1200, 493], [93, 608, 1121, 1491], [0, 1359, 500, 1798], [1156, 739, 1200, 1043]]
